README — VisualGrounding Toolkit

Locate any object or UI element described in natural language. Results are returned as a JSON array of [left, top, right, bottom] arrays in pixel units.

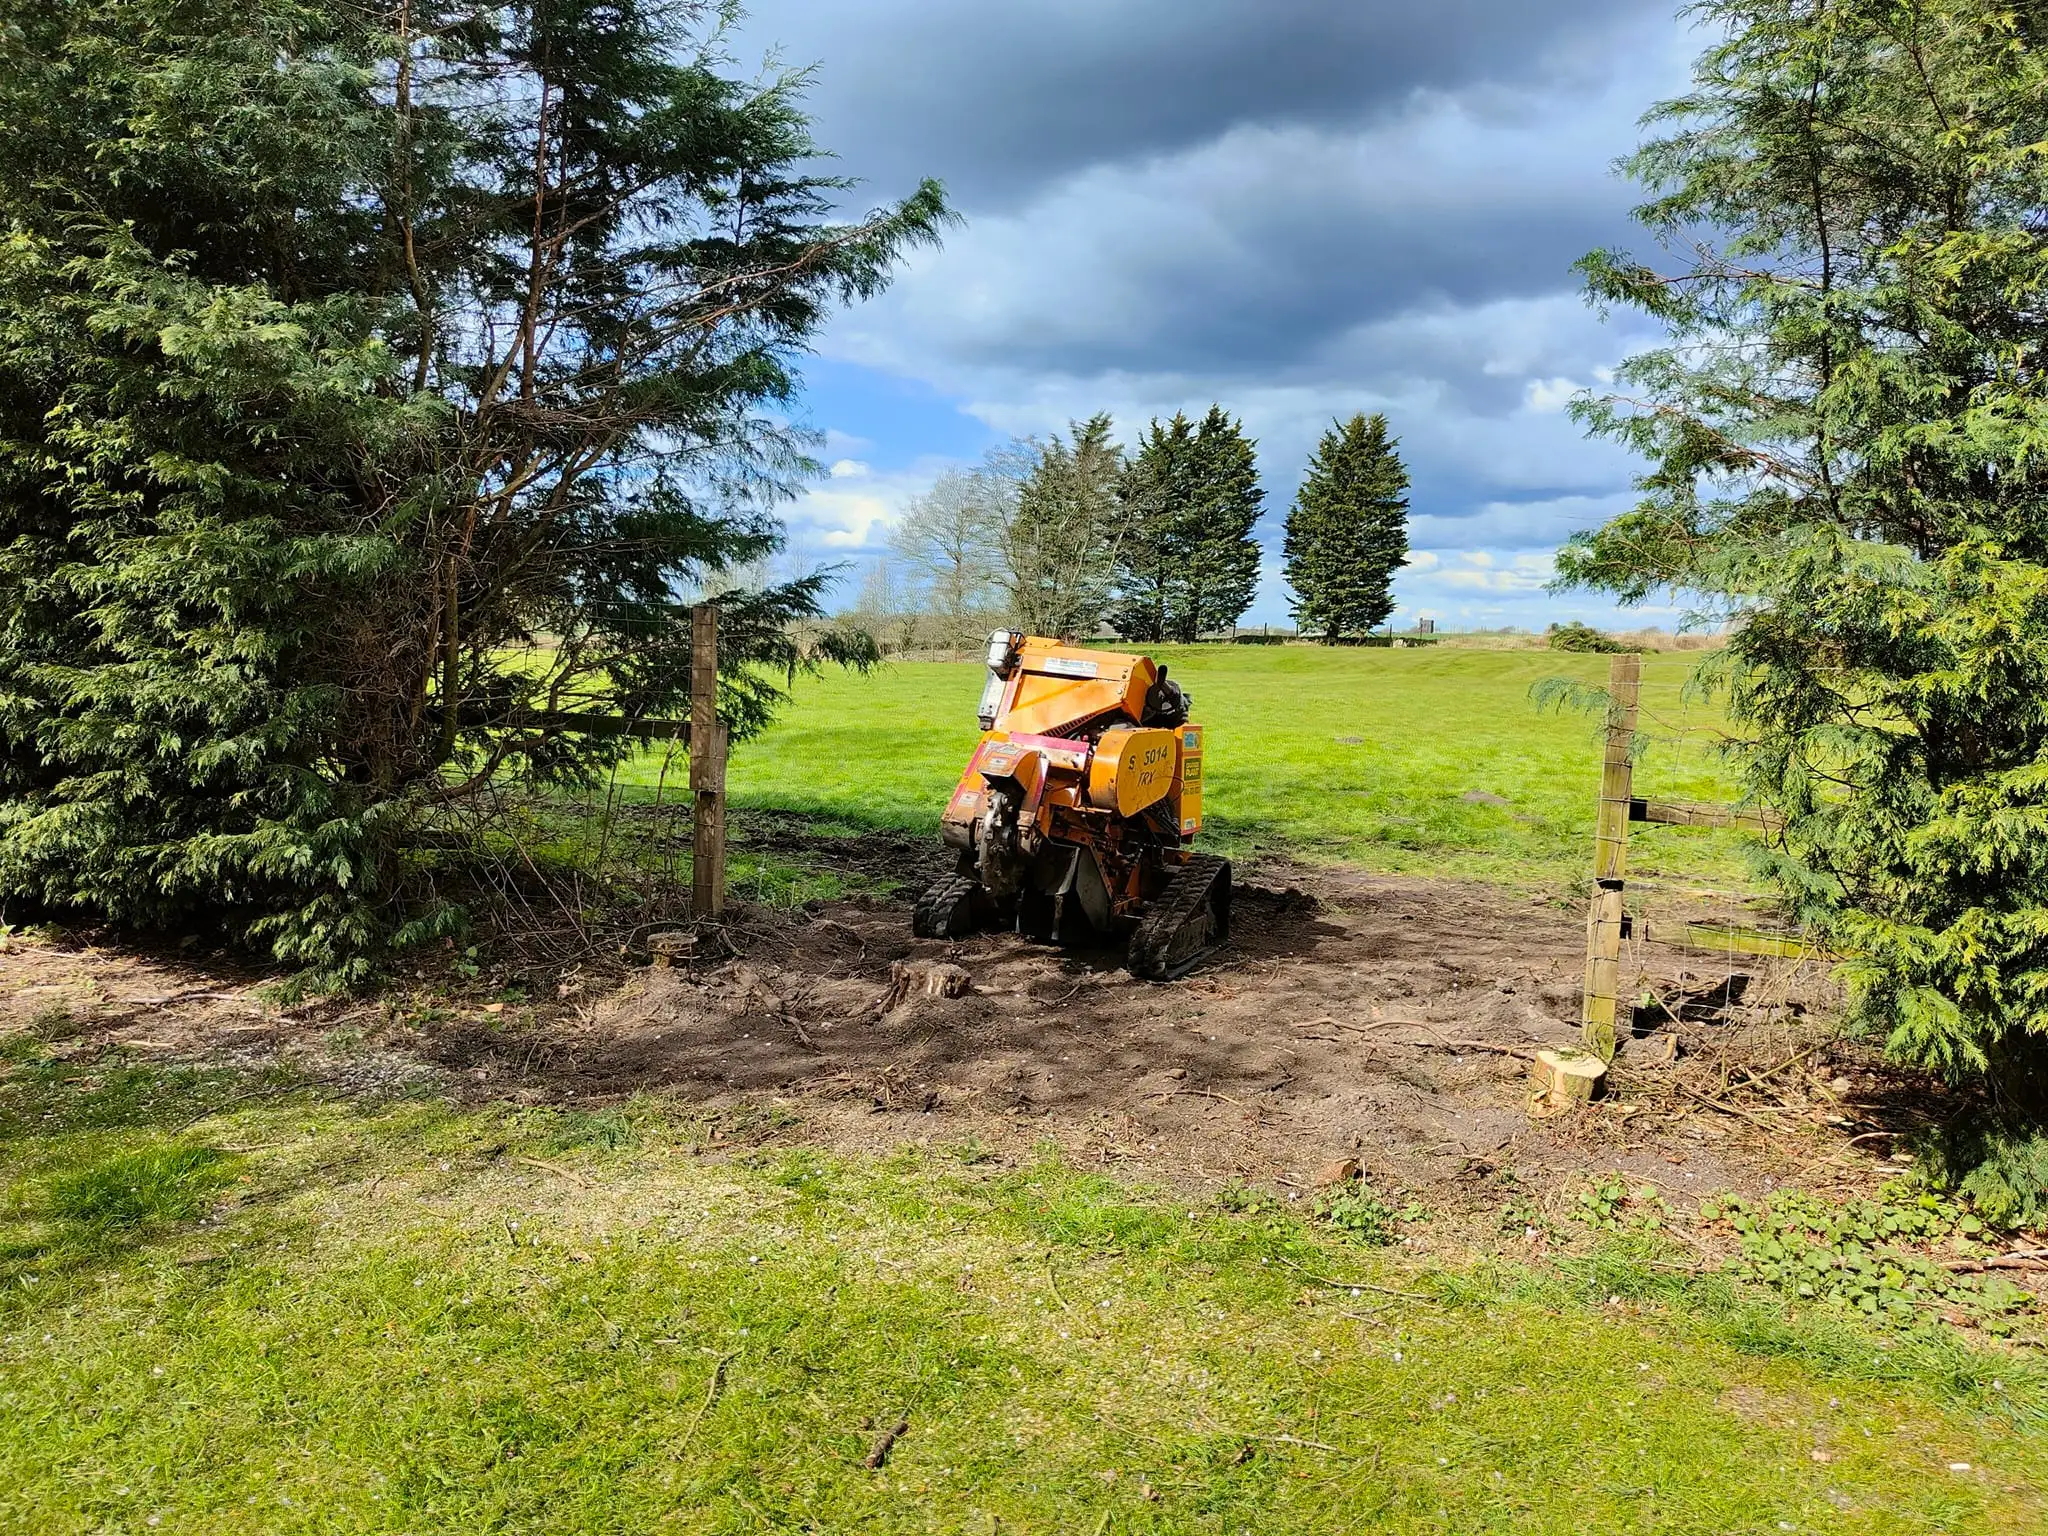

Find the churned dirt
[[2, 817, 1940, 1234]]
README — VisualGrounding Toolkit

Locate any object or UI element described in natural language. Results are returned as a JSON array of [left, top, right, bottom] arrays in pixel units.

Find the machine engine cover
[[1086, 727, 1180, 817]]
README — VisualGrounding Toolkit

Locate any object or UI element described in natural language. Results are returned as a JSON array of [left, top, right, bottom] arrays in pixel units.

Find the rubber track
[[912, 874, 982, 939], [1127, 854, 1231, 981]]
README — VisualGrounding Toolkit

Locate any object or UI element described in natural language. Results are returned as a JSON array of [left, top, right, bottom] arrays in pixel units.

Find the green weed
[[948, 1134, 996, 1165], [1701, 1184, 2033, 1333], [540, 1106, 642, 1154], [1575, 1171, 1675, 1233], [47, 1144, 237, 1227], [1313, 1173, 1422, 1245], [27, 1003, 81, 1043]]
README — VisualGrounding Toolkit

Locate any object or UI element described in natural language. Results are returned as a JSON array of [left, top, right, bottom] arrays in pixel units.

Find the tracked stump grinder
[[911, 630, 1230, 979]]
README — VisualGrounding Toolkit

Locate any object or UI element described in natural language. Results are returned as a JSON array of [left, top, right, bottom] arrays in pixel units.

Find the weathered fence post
[[690, 602, 727, 919], [1581, 652, 1640, 1059]]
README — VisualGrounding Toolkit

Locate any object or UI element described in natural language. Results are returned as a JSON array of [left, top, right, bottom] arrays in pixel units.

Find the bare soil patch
[[1, 830, 1941, 1241]]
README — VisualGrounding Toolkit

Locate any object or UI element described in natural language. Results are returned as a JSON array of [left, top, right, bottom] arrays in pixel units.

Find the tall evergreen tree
[[1282, 414, 1410, 642], [1179, 407, 1266, 641], [1110, 414, 1200, 643], [0, 0, 945, 979], [1110, 406, 1264, 642], [999, 416, 1123, 639], [1559, 0, 2048, 1218]]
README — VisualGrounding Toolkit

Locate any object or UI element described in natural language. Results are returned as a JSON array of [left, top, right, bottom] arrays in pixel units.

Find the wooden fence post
[[690, 602, 727, 919], [1581, 652, 1640, 1059]]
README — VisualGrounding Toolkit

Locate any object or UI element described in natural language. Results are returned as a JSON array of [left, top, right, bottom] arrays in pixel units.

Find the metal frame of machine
[[911, 630, 1230, 979]]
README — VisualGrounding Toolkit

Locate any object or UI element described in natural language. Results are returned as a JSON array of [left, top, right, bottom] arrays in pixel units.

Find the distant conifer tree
[[1002, 416, 1123, 638], [1110, 406, 1264, 642], [1282, 414, 1410, 642], [1179, 406, 1265, 641]]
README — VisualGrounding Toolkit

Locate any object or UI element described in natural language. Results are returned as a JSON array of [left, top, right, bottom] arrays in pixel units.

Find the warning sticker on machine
[[1040, 657, 1100, 678]]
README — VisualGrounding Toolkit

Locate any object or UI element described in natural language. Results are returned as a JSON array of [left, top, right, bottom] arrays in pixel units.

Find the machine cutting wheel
[[910, 630, 1229, 978]]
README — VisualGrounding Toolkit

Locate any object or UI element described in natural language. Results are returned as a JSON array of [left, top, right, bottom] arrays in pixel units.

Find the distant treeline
[[849, 409, 1413, 655]]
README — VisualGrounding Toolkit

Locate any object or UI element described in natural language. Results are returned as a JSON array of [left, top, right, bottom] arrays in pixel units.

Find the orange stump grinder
[[912, 631, 1230, 979]]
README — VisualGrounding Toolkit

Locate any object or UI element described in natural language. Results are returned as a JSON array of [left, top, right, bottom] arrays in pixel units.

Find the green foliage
[[1313, 1174, 1421, 1246], [1216, 1181, 1285, 1217], [1282, 413, 1410, 642], [1110, 406, 1264, 642], [1559, 0, 2048, 1195], [1927, 1123, 2048, 1230], [0, 0, 944, 981], [47, 1144, 236, 1227], [539, 1108, 642, 1156], [948, 1134, 996, 1166], [1547, 621, 1629, 654], [1700, 1184, 2031, 1334], [1000, 416, 1123, 638], [1575, 1172, 1674, 1233]]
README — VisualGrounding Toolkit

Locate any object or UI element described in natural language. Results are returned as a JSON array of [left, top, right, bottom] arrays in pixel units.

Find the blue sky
[[730, 0, 1703, 631]]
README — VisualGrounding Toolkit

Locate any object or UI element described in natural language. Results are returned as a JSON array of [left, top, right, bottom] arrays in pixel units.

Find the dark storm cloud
[[737, 0, 1667, 208], [922, 190, 1635, 382]]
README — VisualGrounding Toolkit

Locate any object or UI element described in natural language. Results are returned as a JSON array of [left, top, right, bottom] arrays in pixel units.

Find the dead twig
[[1288, 1016, 1428, 1036], [1239, 1432, 1360, 1457], [1044, 1252, 1073, 1312], [1676, 1082, 1783, 1131], [1272, 1254, 1440, 1305], [122, 990, 262, 1010], [1946, 1248, 2048, 1275], [1735, 1041, 1829, 1092], [864, 1412, 910, 1470], [672, 1351, 735, 1457], [518, 1155, 590, 1189], [1381, 1035, 1536, 1060]]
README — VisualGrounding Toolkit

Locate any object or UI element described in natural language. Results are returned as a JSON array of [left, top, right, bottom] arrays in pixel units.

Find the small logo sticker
[[1041, 656, 1100, 678]]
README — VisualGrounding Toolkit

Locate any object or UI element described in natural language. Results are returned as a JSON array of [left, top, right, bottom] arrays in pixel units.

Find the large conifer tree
[[1178, 407, 1265, 641], [1282, 414, 1410, 642], [1000, 416, 1122, 639], [1560, 0, 2048, 1217], [1110, 414, 1200, 643], [1110, 406, 1264, 642], [0, 0, 945, 977]]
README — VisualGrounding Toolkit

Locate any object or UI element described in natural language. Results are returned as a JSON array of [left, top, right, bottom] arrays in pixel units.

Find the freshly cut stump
[[1527, 1048, 1606, 1117], [884, 960, 974, 1010]]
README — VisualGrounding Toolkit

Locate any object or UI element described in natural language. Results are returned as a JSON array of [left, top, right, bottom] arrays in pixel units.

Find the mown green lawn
[[631, 645, 1755, 889], [3, 1055, 2045, 1535]]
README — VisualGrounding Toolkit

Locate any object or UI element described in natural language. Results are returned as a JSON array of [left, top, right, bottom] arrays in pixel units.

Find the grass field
[[627, 646, 1756, 891], [9, 647, 2046, 1533], [5, 1055, 2046, 1535]]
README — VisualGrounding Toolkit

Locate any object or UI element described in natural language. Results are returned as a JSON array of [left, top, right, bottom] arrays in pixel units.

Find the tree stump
[[883, 960, 974, 1010], [1527, 1048, 1606, 1117], [647, 931, 698, 968]]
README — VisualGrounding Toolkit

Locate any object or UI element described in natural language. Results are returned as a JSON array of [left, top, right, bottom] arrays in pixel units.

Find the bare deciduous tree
[[889, 468, 1002, 658]]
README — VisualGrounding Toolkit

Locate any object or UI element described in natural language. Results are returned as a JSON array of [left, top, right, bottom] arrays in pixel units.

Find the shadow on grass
[[0, 1044, 305, 1301]]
